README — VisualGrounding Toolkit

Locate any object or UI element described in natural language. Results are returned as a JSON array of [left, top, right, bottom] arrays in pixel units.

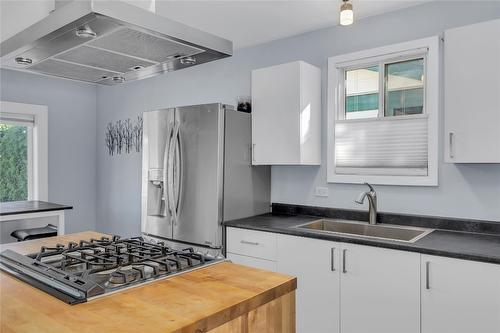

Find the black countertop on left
[[224, 213, 500, 265], [0, 201, 73, 216]]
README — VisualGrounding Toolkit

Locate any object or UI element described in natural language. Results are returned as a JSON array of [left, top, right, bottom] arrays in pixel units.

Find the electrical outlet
[[315, 187, 329, 197]]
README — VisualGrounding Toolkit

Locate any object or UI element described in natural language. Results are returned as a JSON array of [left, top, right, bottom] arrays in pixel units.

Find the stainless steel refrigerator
[[141, 103, 270, 250]]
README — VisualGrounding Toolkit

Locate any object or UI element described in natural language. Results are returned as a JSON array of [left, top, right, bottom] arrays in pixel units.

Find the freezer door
[[172, 104, 224, 248], [141, 108, 175, 238]]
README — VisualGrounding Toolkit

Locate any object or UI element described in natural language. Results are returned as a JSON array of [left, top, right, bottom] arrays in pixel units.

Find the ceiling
[[156, 1, 430, 49], [1, 1, 429, 49]]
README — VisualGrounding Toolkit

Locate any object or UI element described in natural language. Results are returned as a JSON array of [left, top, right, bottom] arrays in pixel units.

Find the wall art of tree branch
[[134, 116, 143, 153], [105, 122, 116, 155], [115, 120, 125, 154], [105, 116, 143, 156], [124, 118, 133, 153]]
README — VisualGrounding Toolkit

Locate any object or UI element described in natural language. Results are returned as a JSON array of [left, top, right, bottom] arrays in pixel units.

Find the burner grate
[[30, 236, 210, 283], [1, 235, 218, 304], [0, 236, 218, 304]]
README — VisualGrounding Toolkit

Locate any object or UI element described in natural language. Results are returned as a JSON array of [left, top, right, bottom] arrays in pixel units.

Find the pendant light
[[340, 0, 354, 26]]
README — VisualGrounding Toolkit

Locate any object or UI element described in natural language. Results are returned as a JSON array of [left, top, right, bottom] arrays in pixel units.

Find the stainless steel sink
[[295, 219, 433, 243]]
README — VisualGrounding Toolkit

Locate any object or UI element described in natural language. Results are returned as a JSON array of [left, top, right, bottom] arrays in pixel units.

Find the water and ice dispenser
[[144, 110, 171, 217]]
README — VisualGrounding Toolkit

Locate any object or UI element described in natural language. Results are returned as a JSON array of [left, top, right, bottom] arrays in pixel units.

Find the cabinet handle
[[252, 144, 256, 162], [425, 261, 430, 290], [330, 248, 336, 271], [240, 240, 259, 246], [342, 249, 347, 273], [449, 132, 455, 159]]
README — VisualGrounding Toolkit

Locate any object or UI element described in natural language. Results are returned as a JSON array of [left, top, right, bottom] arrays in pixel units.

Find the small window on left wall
[[0, 121, 31, 201], [0, 101, 48, 202]]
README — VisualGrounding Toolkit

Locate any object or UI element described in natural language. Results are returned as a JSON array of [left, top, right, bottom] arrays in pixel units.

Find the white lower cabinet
[[276, 234, 340, 333], [340, 243, 421, 333], [226, 227, 277, 260], [226, 227, 500, 333], [226, 227, 278, 271], [421, 254, 500, 333], [226, 252, 276, 271], [275, 234, 420, 333]]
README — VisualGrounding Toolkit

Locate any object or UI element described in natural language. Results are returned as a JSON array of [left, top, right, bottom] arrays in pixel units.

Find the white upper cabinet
[[444, 19, 500, 163], [251, 61, 321, 165], [421, 255, 500, 333]]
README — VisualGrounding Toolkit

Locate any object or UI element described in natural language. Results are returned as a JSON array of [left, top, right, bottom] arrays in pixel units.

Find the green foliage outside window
[[0, 123, 28, 202]]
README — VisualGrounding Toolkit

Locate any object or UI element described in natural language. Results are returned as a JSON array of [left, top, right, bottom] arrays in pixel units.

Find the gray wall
[[1, 69, 98, 233], [96, 1, 500, 238], [4, 2, 497, 238]]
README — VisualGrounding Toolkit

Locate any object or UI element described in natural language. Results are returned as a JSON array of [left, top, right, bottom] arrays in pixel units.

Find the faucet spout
[[355, 183, 377, 225], [355, 191, 367, 205]]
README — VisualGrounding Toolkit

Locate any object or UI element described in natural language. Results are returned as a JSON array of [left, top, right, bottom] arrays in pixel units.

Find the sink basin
[[296, 219, 433, 243]]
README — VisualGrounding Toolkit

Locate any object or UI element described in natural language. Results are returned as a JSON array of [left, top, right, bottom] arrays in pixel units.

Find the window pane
[[0, 123, 28, 202], [385, 58, 424, 116], [345, 66, 379, 119]]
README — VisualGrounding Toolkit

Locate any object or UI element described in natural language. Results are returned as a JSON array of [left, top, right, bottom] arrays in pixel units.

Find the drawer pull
[[342, 249, 347, 273], [425, 261, 431, 290], [449, 132, 455, 159], [240, 240, 259, 246]]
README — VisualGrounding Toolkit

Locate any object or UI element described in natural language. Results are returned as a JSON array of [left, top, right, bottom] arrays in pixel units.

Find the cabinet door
[[340, 243, 420, 333], [422, 255, 500, 333], [226, 227, 277, 261], [251, 62, 300, 165], [276, 234, 340, 333], [226, 253, 276, 271], [444, 19, 500, 163]]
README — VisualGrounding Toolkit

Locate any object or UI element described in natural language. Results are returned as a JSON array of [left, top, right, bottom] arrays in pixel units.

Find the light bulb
[[340, 1, 354, 26]]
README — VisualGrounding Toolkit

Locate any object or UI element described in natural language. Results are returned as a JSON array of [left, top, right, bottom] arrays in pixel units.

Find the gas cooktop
[[0, 236, 223, 304]]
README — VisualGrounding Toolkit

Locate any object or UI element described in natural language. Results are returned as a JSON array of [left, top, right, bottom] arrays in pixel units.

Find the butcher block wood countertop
[[0, 231, 297, 333]]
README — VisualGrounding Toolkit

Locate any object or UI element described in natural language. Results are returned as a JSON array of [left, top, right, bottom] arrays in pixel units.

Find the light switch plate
[[315, 187, 329, 197]]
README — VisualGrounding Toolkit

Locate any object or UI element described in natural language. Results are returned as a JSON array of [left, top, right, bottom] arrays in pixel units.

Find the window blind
[[335, 115, 428, 176], [0, 112, 35, 126]]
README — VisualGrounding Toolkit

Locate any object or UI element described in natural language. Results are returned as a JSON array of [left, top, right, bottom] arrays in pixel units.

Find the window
[[343, 57, 425, 119], [385, 58, 425, 116], [327, 37, 439, 186], [0, 122, 30, 201], [0, 101, 48, 202], [345, 66, 379, 119]]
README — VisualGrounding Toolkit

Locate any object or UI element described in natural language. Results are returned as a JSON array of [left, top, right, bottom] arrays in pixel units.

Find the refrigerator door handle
[[162, 123, 174, 219], [167, 121, 181, 225], [174, 124, 183, 220]]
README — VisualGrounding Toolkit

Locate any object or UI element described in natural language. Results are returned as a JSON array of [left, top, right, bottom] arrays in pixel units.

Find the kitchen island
[[0, 201, 72, 243], [0, 231, 296, 333]]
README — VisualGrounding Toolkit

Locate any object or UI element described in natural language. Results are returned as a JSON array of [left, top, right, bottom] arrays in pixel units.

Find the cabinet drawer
[[226, 227, 277, 260], [226, 253, 276, 271]]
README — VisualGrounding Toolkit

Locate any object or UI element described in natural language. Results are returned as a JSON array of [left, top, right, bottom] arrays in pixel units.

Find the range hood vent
[[0, 1, 232, 85]]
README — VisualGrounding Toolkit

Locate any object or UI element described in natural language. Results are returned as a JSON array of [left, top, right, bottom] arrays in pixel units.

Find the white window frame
[[327, 36, 440, 186], [0, 101, 48, 201]]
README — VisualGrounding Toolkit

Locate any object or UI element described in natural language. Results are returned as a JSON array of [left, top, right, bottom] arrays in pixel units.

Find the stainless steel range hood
[[0, 1, 232, 85]]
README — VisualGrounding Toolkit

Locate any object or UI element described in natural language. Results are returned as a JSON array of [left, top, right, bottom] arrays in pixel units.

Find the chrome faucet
[[355, 183, 377, 225]]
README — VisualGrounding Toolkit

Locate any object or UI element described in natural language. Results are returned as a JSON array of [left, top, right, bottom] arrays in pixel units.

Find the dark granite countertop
[[224, 213, 500, 265], [0, 201, 73, 216]]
